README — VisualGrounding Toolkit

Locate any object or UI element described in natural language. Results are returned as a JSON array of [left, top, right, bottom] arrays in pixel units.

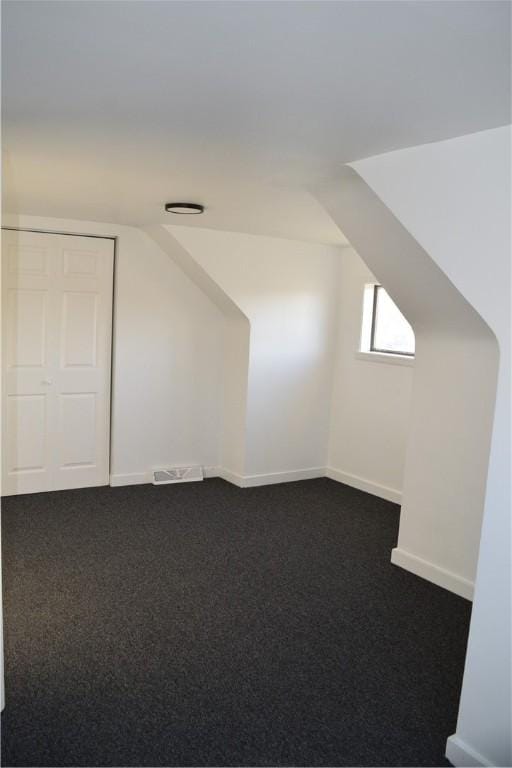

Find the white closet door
[[2, 229, 114, 495]]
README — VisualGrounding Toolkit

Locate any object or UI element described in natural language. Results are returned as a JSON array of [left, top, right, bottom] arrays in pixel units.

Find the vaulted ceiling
[[2, 0, 510, 243]]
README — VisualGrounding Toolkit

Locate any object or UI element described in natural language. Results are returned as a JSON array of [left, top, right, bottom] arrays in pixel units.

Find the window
[[360, 284, 415, 358]]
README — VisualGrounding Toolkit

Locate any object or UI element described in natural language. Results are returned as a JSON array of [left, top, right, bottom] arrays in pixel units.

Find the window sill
[[355, 351, 415, 367]]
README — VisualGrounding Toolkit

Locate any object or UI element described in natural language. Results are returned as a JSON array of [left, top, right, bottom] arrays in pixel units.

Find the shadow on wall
[[313, 167, 499, 601]]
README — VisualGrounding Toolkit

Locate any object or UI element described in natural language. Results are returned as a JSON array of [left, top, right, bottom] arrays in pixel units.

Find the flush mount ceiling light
[[165, 202, 204, 215]]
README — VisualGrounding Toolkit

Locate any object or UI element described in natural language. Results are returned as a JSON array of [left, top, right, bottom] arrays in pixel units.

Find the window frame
[[367, 284, 415, 358]]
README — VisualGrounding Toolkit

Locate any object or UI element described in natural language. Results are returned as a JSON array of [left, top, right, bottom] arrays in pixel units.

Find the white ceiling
[[2, 0, 510, 244]]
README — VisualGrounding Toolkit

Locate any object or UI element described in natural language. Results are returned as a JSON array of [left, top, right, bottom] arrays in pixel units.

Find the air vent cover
[[153, 466, 203, 485]]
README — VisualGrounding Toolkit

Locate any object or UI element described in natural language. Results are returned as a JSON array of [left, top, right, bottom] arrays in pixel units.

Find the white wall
[[110, 228, 224, 481], [142, 224, 251, 481], [349, 126, 511, 767], [168, 225, 341, 480], [2, 215, 225, 484], [315, 160, 499, 604], [327, 248, 413, 502]]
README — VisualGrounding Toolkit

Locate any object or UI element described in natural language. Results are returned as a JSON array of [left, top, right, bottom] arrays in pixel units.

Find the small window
[[361, 284, 415, 357]]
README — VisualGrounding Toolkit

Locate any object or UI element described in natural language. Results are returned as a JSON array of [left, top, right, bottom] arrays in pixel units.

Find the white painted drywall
[[327, 248, 414, 501], [110, 229, 223, 480], [3, 2, 510, 240], [351, 126, 511, 768], [168, 225, 340, 478], [315, 157, 499, 602], [142, 224, 251, 480], [1, 215, 224, 483]]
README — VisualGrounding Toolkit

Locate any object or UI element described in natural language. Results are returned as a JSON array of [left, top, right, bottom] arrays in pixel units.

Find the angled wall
[[314, 125, 510, 767], [167, 225, 341, 484], [144, 225, 250, 479], [351, 126, 511, 768], [315, 168, 498, 600]]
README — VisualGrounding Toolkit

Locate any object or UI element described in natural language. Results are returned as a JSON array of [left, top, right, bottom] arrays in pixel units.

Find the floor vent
[[152, 466, 204, 485]]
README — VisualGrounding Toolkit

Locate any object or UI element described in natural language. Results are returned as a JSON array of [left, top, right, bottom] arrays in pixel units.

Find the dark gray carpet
[[1, 478, 470, 767]]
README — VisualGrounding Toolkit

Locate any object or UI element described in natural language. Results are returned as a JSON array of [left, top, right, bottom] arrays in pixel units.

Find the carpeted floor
[[1, 478, 470, 767]]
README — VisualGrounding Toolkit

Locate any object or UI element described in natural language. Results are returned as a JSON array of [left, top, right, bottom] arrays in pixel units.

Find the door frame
[[1, 226, 117, 487]]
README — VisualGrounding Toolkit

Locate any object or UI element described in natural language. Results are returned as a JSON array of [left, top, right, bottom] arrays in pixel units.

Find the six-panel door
[[1, 230, 114, 495]]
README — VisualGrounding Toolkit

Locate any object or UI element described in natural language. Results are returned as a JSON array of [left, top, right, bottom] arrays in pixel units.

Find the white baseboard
[[392, 547, 474, 601], [446, 734, 494, 767], [112, 466, 401, 501], [203, 466, 221, 479], [216, 468, 246, 486], [245, 467, 326, 487], [325, 467, 402, 504], [110, 472, 149, 487], [217, 467, 325, 488], [111, 467, 221, 486]]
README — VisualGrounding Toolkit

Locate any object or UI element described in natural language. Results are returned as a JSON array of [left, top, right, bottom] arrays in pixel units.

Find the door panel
[[63, 248, 99, 278], [8, 243, 48, 276], [6, 394, 47, 472], [58, 393, 96, 467], [2, 229, 114, 495], [61, 292, 98, 367], [7, 289, 48, 367]]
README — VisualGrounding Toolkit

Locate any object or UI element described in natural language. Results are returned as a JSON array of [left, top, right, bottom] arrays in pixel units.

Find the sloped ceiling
[[2, 0, 510, 243]]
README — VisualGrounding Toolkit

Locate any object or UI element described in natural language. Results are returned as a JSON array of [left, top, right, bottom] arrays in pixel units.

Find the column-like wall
[[352, 126, 511, 768], [315, 125, 510, 767], [315, 168, 498, 602]]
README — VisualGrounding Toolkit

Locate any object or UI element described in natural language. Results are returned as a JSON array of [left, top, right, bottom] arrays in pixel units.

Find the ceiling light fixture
[[165, 202, 204, 214]]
